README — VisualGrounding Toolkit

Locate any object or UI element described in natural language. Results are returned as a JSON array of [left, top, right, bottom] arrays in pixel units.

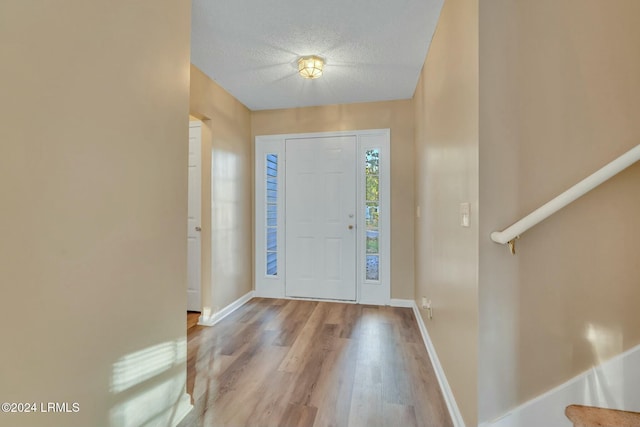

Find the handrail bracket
[[508, 237, 519, 255]]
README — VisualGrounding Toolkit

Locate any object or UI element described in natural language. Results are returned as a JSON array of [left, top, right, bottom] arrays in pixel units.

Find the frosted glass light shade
[[298, 55, 324, 79]]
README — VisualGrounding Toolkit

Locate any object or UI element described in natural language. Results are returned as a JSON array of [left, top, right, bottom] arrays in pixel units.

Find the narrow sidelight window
[[365, 149, 380, 281], [266, 154, 278, 276]]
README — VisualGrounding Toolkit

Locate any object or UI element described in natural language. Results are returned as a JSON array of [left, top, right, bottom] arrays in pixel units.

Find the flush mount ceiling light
[[297, 55, 324, 79]]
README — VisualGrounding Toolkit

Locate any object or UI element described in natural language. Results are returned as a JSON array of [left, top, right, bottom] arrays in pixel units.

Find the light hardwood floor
[[179, 298, 452, 427]]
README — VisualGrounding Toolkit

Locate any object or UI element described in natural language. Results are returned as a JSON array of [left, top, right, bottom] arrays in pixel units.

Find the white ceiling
[[191, 0, 444, 111]]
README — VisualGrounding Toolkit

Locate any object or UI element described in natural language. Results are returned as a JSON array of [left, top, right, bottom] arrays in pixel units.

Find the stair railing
[[491, 144, 640, 254], [565, 404, 640, 426]]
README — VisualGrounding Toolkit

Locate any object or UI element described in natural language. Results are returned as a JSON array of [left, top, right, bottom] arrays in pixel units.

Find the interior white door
[[285, 136, 357, 300], [187, 122, 202, 311]]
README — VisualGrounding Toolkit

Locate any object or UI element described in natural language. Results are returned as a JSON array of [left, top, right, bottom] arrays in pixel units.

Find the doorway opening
[[187, 119, 202, 312]]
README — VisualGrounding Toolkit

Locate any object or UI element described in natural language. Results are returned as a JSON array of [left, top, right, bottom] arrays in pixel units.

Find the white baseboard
[[198, 291, 255, 327], [171, 392, 193, 427], [412, 301, 466, 427], [389, 298, 414, 308], [479, 342, 640, 427]]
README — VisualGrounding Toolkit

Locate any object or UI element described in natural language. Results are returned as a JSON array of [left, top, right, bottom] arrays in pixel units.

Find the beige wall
[[251, 100, 415, 299], [479, 0, 640, 422], [413, 0, 479, 425], [190, 65, 254, 312], [0, 1, 191, 426]]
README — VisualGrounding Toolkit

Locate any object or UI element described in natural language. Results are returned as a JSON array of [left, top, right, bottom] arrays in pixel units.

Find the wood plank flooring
[[188, 311, 201, 330], [179, 298, 452, 427]]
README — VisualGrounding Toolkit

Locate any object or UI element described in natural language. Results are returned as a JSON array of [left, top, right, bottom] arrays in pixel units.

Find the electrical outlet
[[421, 297, 433, 319], [424, 299, 433, 319]]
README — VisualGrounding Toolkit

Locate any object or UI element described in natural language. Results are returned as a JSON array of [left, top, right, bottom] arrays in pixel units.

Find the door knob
[[348, 225, 354, 230], [195, 226, 201, 232]]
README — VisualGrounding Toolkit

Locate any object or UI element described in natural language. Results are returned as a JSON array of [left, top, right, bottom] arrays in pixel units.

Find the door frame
[[254, 129, 390, 305]]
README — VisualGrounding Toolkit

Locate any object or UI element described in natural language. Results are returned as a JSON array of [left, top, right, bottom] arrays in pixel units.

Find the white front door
[[285, 136, 357, 301], [187, 122, 202, 311]]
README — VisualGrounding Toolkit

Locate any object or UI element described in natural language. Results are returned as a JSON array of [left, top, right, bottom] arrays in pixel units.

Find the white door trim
[[357, 131, 391, 305], [254, 129, 391, 305], [254, 137, 286, 298]]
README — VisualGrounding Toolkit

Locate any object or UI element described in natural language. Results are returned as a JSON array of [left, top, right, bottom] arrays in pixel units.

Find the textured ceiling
[[191, 0, 444, 111]]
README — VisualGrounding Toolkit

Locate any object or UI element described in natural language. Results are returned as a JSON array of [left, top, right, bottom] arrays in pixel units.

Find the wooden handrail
[[566, 404, 640, 427]]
